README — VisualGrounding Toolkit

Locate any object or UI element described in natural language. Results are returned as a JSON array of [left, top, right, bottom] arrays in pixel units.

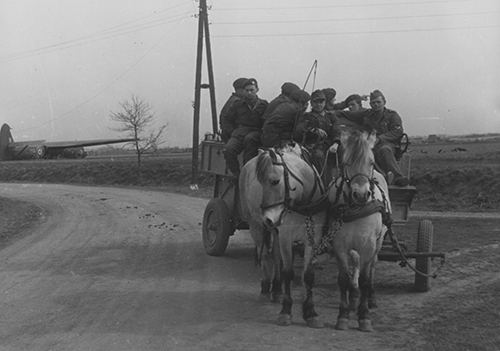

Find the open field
[[0, 139, 499, 212]]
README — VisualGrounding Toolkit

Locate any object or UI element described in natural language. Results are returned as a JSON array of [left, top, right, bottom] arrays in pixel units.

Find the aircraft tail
[[0, 124, 13, 161]]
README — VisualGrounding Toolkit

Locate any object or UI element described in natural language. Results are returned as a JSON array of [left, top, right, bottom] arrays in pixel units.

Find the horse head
[[340, 130, 377, 207], [256, 145, 317, 228]]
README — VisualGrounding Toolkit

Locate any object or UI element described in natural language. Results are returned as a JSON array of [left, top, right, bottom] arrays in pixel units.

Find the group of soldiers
[[219, 77, 409, 187]]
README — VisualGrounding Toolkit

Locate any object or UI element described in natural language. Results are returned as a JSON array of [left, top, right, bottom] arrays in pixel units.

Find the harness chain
[[305, 215, 343, 261]]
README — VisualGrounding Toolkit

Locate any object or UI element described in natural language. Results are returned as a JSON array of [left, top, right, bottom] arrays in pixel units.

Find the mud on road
[[0, 183, 498, 351]]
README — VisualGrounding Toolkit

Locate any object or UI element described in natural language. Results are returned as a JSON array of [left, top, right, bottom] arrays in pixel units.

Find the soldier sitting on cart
[[220, 78, 268, 176], [335, 89, 409, 186], [261, 82, 301, 121], [293, 89, 335, 174], [261, 88, 310, 148]]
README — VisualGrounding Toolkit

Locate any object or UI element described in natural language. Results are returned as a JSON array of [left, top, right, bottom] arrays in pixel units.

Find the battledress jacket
[[261, 100, 301, 147], [220, 96, 268, 139], [336, 107, 404, 146], [293, 110, 335, 146], [219, 93, 244, 142], [261, 94, 293, 121]]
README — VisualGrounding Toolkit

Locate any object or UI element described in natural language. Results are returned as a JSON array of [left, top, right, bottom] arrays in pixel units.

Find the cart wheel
[[414, 219, 434, 292], [202, 198, 233, 256]]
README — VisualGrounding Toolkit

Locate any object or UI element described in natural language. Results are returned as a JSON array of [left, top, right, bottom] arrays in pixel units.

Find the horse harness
[[331, 163, 390, 224], [306, 164, 391, 259], [260, 148, 327, 219]]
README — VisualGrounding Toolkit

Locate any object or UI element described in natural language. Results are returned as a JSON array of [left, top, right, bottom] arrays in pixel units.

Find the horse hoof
[[306, 317, 324, 329], [277, 313, 292, 326], [358, 319, 374, 332], [335, 318, 349, 330]]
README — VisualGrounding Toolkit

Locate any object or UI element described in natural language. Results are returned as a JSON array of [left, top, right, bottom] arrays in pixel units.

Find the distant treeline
[[88, 146, 191, 156]]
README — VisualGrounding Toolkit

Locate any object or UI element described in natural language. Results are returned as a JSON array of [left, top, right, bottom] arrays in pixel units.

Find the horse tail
[[349, 249, 360, 289]]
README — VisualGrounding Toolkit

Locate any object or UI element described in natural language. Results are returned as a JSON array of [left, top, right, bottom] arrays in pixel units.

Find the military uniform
[[219, 92, 245, 142], [337, 107, 406, 182], [222, 96, 268, 175], [293, 110, 334, 170], [261, 89, 310, 148]]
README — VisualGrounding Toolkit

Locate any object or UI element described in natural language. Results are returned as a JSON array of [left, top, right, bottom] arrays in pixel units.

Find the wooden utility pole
[[191, 0, 217, 187]]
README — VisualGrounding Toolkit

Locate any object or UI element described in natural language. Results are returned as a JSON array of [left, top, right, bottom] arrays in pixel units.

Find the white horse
[[328, 130, 391, 332], [239, 144, 327, 328]]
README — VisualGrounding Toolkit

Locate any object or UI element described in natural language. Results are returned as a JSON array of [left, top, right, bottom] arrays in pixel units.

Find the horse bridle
[[260, 149, 300, 211], [334, 162, 376, 206], [260, 148, 322, 218]]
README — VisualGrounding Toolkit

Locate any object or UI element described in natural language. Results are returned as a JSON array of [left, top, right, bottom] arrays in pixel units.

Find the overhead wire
[[213, 10, 500, 25], [17, 32, 173, 134], [214, 0, 471, 11], [1, 6, 194, 63], [214, 24, 500, 38], [15, 14, 191, 133]]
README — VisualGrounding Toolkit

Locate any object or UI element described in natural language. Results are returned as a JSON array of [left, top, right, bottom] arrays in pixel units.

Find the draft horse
[[328, 130, 391, 332], [239, 143, 327, 328]]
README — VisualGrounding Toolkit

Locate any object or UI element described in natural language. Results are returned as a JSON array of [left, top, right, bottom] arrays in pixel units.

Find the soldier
[[336, 90, 409, 186], [345, 94, 367, 112], [219, 77, 250, 142], [293, 89, 334, 172], [221, 78, 268, 176], [261, 88, 310, 148], [261, 82, 300, 121]]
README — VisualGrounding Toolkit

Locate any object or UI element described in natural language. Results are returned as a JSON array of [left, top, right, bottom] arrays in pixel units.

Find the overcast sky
[[1, 0, 499, 147]]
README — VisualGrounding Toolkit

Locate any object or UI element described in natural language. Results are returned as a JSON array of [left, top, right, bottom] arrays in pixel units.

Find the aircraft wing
[[41, 138, 136, 149]]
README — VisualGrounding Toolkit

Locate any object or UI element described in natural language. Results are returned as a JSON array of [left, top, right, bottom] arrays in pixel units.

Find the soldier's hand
[[316, 128, 327, 139]]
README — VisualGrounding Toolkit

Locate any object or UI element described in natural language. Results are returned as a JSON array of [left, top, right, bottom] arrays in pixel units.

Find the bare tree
[[110, 95, 167, 167]]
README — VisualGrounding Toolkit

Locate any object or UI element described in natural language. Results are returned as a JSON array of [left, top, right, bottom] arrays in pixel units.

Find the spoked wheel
[[414, 219, 434, 292], [202, 198, 234, 256]]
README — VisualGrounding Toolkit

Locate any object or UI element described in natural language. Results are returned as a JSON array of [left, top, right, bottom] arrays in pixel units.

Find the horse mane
[[342, 130, 373, 170], [256, 150, 274, 183]]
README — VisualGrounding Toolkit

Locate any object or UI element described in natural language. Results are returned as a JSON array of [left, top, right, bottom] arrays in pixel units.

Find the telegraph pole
[[191, 0, 217, 187]]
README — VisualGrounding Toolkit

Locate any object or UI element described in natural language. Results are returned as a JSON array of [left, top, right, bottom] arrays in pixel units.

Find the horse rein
[[260, 148, 322, 217]]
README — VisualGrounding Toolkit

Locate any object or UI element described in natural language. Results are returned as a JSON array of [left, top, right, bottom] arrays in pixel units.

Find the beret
[[280, 82, 300, 97], [321, 88, 337, 101], [291, 89, 311, 104], [311, 89, 326, 102], [233, 77, 250, 90]]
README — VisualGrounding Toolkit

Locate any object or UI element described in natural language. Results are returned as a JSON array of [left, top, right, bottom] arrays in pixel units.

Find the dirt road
[[0, 183, 498, 351]]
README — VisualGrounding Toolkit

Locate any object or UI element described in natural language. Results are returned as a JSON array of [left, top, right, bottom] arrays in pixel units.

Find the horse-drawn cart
[[199, 136, 445, 292]]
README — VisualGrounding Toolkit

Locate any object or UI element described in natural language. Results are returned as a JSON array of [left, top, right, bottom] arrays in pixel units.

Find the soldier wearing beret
[[261, 82, 300, 121], [261, 88, 310, 148], [221, 78, 268, 176], [219, 77, 250, 142]]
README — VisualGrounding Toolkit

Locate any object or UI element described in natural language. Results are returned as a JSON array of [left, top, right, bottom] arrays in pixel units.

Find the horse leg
[[335, 266, 351, 330], [302, 266, 324, 328], [349, 285, 360, 312], [367, 263, 377, 309], [253, 228, 274, 301], [270, 229, 283, 303], [302, 247, 324, 328], [277, 237, 294, 326], [358, 267, 374, 332]]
